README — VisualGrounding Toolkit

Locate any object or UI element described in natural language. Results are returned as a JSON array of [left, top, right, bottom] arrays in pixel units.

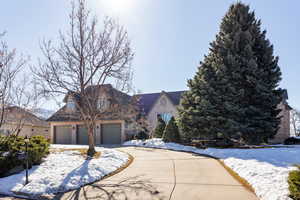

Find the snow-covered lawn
[[124, 138, 300, 200], [0, 145, 129, 198]]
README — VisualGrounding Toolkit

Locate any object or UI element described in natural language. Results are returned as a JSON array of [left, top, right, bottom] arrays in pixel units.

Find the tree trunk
[[87, 125, 96, 157]]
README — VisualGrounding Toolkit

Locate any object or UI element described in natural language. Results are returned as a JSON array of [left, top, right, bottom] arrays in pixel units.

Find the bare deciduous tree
[[0, 33, 39, 137], [0, 34, 25, 127], [291, 109, 300, 136], [33, 0, 134, 156]]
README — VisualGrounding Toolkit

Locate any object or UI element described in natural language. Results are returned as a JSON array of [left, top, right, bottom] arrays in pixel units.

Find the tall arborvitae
[[163, 117, 181, 143], [153, 115, 166, 138], [177, 3, 282, 144]]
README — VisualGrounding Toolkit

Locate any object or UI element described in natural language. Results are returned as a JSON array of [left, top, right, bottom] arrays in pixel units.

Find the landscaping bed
[[0, 145, 129, 199], [0, 135, 50, 177], [124, 138, 300, 200]]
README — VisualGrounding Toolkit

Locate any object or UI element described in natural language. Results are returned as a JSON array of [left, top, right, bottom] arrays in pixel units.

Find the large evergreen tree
[[178, 3, 282, 144]]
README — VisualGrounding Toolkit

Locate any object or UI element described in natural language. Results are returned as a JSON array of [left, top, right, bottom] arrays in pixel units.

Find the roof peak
[[136, 90, 187, 96]]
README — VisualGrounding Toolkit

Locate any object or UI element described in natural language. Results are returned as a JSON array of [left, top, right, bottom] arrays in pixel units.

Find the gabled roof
[[135, 91, 186, 115], [46, 105, 80, 122], [4, 106, 49, 127], [47, 84, 133, 122]]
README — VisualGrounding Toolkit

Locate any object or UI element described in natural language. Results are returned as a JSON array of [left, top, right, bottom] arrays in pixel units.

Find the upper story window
[[97, 97, 109, 111], [67, 98, 76, 110]]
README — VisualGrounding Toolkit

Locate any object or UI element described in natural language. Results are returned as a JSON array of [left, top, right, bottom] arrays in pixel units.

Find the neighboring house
[[47, 84, 139, 145], [0, 106, 50, 138], [269, 89, 292, 143]]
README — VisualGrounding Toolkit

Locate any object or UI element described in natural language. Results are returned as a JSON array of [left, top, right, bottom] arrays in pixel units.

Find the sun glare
[[101, 0, 135, 15]]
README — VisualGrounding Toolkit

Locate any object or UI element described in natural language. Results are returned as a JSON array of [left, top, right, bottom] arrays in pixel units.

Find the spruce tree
[[163, 117, 181, 143], [153, 115, 166, 138], [177, 3, 282, 144]]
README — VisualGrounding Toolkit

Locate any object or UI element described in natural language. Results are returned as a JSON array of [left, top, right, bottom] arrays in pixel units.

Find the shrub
[[153, 115, 166, 138], [288, 166, 300, 200], [162, 117, 181, 143], [28, 136, 50, 165], [135, 131, 149, 140], [0, 135, 49, 177], [284, 137, 300, 145]]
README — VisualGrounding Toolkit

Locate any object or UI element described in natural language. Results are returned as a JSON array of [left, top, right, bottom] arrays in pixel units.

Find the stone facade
[[135, 90, 185, 136], [147, 94, 179, 133]]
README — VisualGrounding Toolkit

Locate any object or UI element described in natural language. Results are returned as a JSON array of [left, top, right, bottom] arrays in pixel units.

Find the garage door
[[77, 125, 88, 145], [101, 124, 121, 144], [54, 126, 72, 144], [77, 125, 97, 145]]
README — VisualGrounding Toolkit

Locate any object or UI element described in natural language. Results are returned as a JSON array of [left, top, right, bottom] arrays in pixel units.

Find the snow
[[0, 145, 129, 198], [124, 138, 300, 200]]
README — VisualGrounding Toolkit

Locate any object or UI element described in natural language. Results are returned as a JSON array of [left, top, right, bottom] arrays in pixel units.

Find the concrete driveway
[[49, 146, 258, 200]]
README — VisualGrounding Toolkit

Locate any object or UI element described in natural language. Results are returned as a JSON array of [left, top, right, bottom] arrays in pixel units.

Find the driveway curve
[[52, 146, 258, 200]]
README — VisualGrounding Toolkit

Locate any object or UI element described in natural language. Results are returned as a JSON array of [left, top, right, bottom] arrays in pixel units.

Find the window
[[67, 98, 76, 110], [160, 113, 172, 123], [97, 97, 109, 111]]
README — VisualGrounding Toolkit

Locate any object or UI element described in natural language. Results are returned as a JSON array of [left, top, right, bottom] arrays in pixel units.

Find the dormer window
[[97, 97, 109, 111], [67, 98, 76, 110]]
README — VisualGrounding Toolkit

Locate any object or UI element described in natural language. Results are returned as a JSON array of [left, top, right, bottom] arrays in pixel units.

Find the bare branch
[[32, 0, 134, 155]]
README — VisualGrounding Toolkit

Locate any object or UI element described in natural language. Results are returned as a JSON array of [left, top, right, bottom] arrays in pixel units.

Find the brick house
[[48, 84, 292, 145]]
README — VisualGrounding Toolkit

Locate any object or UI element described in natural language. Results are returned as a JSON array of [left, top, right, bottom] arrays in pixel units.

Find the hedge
[[0, 135, 49, 177], [288, 165, 300, 200]]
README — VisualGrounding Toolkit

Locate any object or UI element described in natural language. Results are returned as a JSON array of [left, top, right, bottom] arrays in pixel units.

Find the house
[[47, 84, 139, 145], [136, 90, 185, 134], [138, 89, 292, 143], [48, 84, 292, 145], [0, 106, 50, 138], [269, 89, 292, 143]]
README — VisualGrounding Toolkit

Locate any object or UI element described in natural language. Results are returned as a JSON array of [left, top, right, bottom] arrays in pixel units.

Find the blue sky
[[0, 0, 299, 110]]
